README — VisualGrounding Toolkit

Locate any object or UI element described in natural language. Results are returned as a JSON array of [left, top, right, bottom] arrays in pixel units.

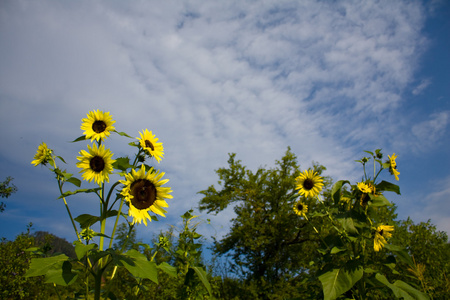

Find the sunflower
[[81, 110, 116, 142], [293, 201, 308, 217], [120, 165, 173, 226], [76, 144, 115, 184], [31, 142, 53, 166], [357, 182, 373, 194], [295, 170, 324, 198], [137, 129, 164, 163], [374, 225, 394, 252], [388, 153, 400, 181]]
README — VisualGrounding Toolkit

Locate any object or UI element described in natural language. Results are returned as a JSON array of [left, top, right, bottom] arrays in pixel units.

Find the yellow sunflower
[[31, 143, 53, 167], [120, 165, 173, 226], [80, 110, 116, 142], [295, 170, 324, 198], [76, 144, 115, 184], [388, 153, 400, 181], [31, 142, 53, 166], [357, 182, 373, 194], [137, 129, 164, 163], [293, 201, 308, 217], [374, 225, 394, 252]]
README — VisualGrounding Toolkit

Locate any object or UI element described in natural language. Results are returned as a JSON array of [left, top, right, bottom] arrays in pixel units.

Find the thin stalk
[[58, 180, 81, 242], [108, 197, 124, 249]]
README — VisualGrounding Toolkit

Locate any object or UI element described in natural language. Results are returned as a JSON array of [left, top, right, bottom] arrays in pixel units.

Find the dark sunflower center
[[379, 230, 384, 235], [145, 140, 155, 151], [92, 120, 107, 133], [297, 204, 304, 211], [130, 179, 157, 210], [303, 179, 314, 190], [89, 156, 105, 172]]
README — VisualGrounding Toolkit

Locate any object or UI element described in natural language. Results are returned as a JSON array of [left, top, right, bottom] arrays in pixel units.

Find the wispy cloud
[[1, 0, 446, 241]]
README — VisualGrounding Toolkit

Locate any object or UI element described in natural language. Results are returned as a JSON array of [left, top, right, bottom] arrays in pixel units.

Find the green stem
[[58, 180, 81, 242], [108, 197, 124, 249], [94, 271, 102, 300]]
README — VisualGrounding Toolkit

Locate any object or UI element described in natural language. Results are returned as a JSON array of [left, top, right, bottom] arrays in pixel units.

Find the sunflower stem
[[58, 180, 81, 242], [109, 196, 124, 249]]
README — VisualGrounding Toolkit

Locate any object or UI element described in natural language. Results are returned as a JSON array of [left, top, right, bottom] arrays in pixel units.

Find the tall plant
[[26, 110, 212, 299]]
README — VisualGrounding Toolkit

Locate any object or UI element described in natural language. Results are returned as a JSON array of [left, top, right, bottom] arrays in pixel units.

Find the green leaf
[[369, 194, 392, 207], [56, 156, 67, 164], [113, 130, 133, 138], [318, 265, 363, 300], [191, 266, 213, 296], [157, 262, 177, 278], [75, 210, 119, 229], [336, 216, 359, 235], [74, 241, 97, 260], [376, 180, 401, 195], [330, 247, 347, 254], [70, 135, 86, 142], [25, 254, 77, 285], [66, 177, 82, 187], [58, 188, 101, 199], [384, 243, 415, 269], [112, 157, 133, 171], [364, 150, 374, 156], [375, 274, 429, 300], [331, 180, 350, 205], [120, 249, 158, 284], [44, 261, 78, 286], [25, 254, 69, 277]]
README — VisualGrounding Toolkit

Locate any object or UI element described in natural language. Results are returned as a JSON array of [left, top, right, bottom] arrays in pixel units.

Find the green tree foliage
[[0, 176, 18, 213], [198, 148, 330, 298], [0, 226, 57, 299], [393, 218, 450, 299], [113, 222, 139, 251]]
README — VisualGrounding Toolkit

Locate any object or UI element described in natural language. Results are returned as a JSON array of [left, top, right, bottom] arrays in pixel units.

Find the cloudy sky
[[1, 0, 449, 246]]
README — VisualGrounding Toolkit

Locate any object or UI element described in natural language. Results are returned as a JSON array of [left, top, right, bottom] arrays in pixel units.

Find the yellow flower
[[357, 182, 373, 194], [293, 201, 308, 217], [31, 142, 53, 166], [81, 110, 116, 142], [374, 225, 394, 252], [295, 170, 324, 198], [76, 144, 115, 184], [137, 129, 164, 163], [120, 165, 173, 226], [388, 153, 400, 181]]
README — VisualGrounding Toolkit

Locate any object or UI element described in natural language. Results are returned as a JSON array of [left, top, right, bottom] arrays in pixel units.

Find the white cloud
[[412, 78, 431, 95], [404, 175, 450, 235], [0, 0, 444, 242], [411, 111, 449, 150]]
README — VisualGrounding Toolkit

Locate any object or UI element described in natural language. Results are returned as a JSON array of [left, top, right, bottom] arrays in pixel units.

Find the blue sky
[[0, 0, 449, 246]]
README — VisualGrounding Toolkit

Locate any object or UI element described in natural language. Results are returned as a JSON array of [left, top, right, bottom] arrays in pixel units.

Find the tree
[[0, 176, 18, 213], [198, 147, 330, 298], [393, 218, 450, 299]]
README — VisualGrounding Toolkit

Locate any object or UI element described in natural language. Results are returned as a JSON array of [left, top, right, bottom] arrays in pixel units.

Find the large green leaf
[[376, 181, 401, 195], [120, 249, 158, 284], [74, 241, 97, 260], [369, 193, 392, 207], [191, 266, 213, 297], [331, 180, 350, 205], [157, 262, 177, 278], [25, 254, 78, 286], [375, 274, 429, 300], [44, 261, 78, 286], [75, 210, 118, 229], [112, 157, 133, 171], [319, 265, 363, 300]]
